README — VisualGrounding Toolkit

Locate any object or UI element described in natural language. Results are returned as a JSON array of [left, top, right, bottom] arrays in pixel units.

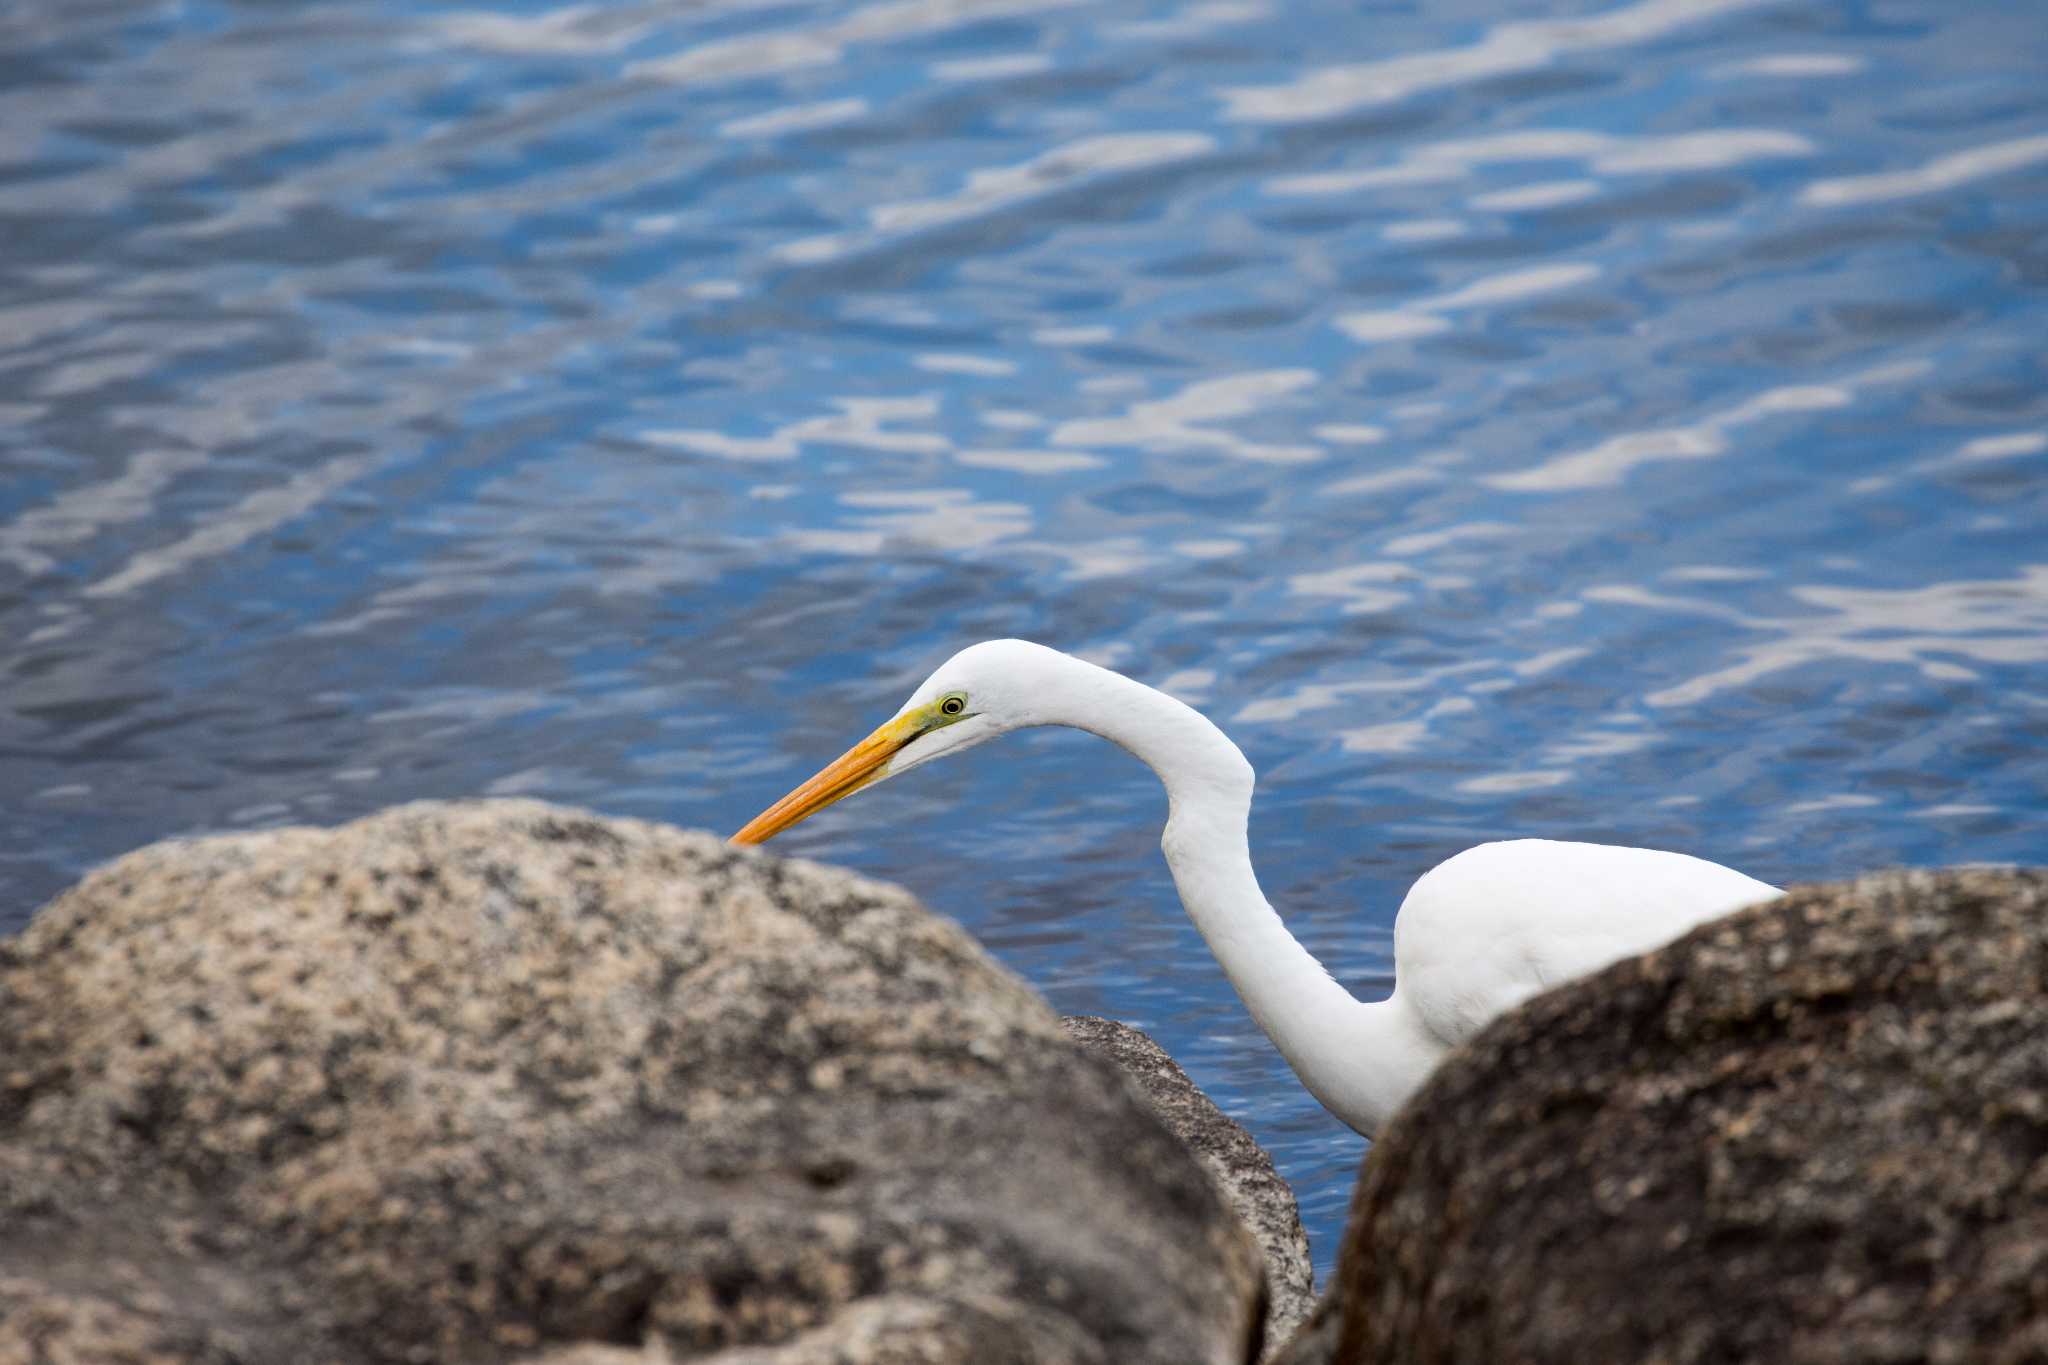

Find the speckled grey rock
[[1289, 868, 2048, 1365], [0, 799, 1264, 1365], [1062, 1015, 1315, 1357]]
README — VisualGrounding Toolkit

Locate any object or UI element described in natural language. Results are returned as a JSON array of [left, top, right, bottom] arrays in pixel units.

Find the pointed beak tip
[[725, 714, 916, 851]]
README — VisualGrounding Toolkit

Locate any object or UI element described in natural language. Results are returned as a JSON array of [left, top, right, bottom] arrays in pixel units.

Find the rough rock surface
[[1062, 1015, 1316, 1355], [1287, 869, 2048, 1365], [0, 799, 1264, 1364]]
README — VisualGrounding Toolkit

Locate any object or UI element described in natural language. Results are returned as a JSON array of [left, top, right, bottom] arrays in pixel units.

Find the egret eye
[[939, 694, 966, 717]]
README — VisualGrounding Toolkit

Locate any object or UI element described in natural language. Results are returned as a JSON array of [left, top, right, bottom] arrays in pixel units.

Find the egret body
[[731, 639, 1778, 1136]]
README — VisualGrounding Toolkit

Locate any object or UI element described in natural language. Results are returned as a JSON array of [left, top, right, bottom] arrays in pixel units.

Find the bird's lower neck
[[1160, 790, 1423, 1134], [1046, 655, 1424, 1133]]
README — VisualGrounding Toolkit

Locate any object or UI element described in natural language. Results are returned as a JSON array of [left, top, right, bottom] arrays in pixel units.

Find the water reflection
[[1337, 262, 1602, 345], [1590, 567, 2048, 707], [1486, 372, 1885, 492], [1713, 53, 1866, 79], [648, 396, 948, 462], [1269, 128, 1812, 198], [790, 488, 1034, 555], [1803, 133, 2048, 207], [1053, 370, 1322, 464], [1223, 0, 1777, 122]]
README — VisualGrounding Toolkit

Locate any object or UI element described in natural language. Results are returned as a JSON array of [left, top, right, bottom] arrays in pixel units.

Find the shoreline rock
[[0, 800, 1266, 1364], [1286, 868, 2048, 1364]]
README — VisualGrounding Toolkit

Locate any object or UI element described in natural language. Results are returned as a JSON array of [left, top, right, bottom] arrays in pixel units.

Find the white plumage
[[1391, 839, 1777, 1049], [733, 639, 1780, 1136]]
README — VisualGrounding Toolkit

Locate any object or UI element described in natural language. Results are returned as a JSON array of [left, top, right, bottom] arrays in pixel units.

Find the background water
[[4, 0, 2045, 1282]]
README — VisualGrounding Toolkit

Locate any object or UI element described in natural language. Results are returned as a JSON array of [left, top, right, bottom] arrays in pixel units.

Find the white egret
[[731, 639, 1780, 1136]]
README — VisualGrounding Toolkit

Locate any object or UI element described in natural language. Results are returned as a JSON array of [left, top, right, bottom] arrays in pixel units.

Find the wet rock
[[0, 799, 1264, 1365], [1063, 1015, 1316, 1356], [1296, 868, 2048, 1365]]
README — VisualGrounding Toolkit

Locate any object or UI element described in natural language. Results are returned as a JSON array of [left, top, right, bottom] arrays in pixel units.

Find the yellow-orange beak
[[730, 711, 924, 845]]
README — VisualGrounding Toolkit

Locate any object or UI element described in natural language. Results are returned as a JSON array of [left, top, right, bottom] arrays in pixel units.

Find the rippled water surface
[[5, 0, 2046, 1278]]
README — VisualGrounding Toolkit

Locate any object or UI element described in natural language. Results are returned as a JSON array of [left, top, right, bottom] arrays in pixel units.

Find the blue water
[[4, 0, 2045, 1282]]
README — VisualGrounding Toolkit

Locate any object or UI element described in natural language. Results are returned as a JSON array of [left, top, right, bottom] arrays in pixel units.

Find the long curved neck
[[1044, 656, 1421, 1135]]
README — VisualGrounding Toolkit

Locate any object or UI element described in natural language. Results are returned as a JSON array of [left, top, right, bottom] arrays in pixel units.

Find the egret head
[[729, 639, 1058, 845]]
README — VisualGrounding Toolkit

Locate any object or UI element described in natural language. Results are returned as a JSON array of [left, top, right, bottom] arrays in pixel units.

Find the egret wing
[[1390, 839, 1779, 1050]]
